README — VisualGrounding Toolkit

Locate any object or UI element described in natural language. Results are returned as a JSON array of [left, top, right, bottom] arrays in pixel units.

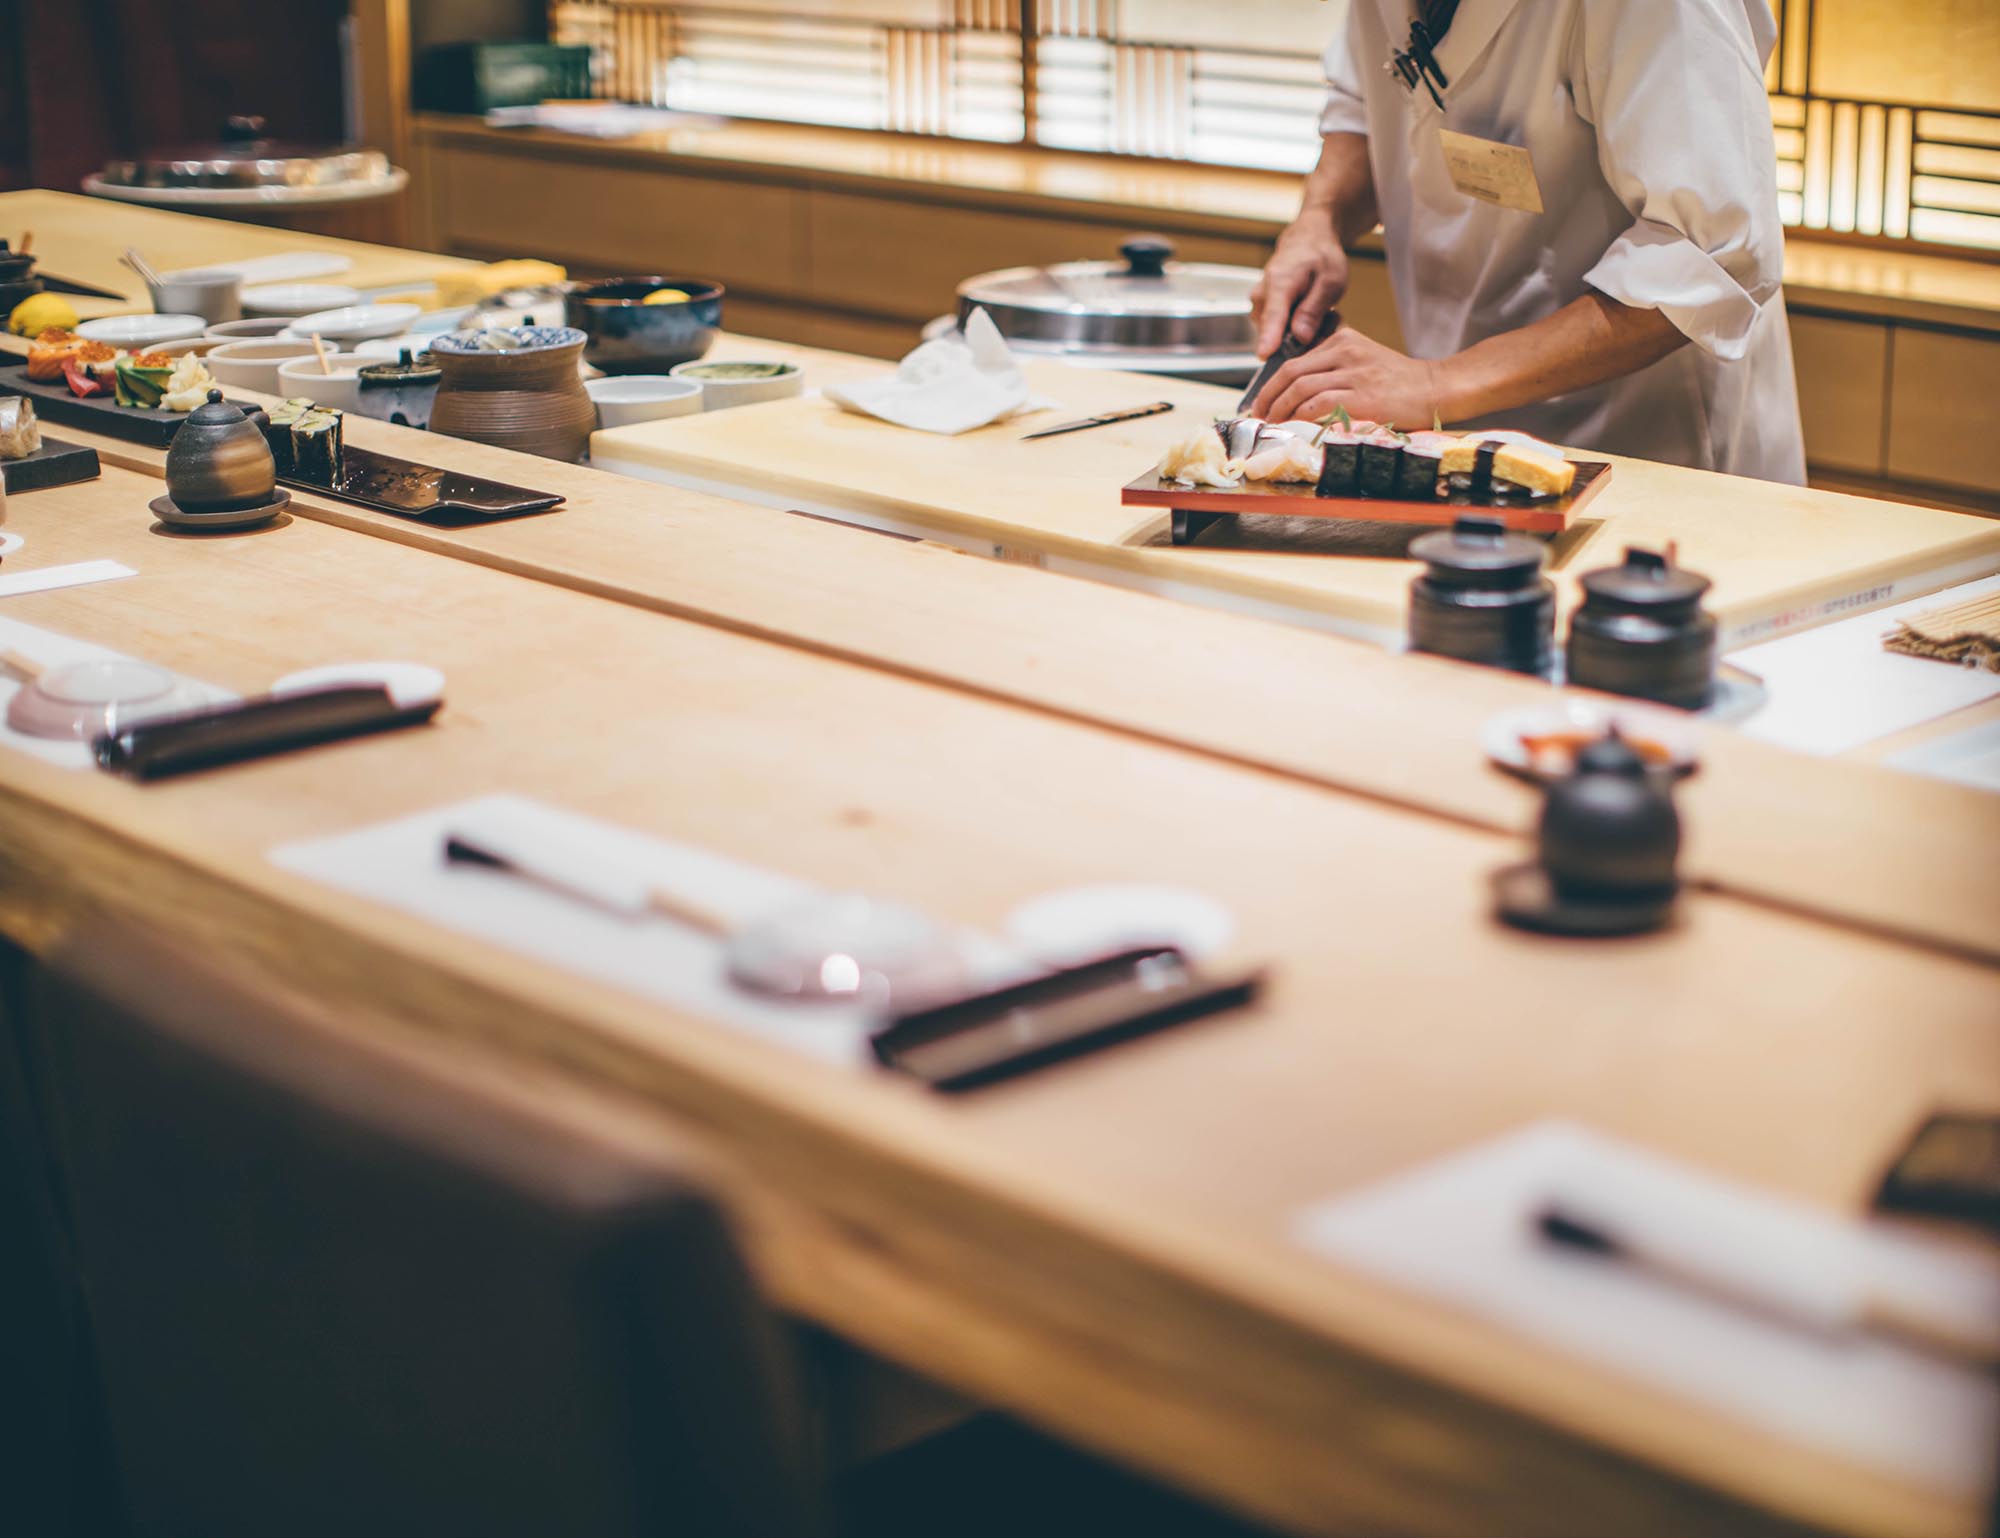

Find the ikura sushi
[[112, 353, 176, 409], [1439, 435, 1574, 498]]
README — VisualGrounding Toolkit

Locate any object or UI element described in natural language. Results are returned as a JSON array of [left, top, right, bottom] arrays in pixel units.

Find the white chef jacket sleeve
[[1319, 0, 1370, 137], [1571, 0, 1785, 361]]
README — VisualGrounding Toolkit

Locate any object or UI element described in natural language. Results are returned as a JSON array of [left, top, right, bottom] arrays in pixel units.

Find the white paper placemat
[[272, 794, 1018, 1068], [1294, 1122, 2000, 1499], [1727, 575, 2000, 757], [0, 559, 136, 600], [0, 616, 232, 769]]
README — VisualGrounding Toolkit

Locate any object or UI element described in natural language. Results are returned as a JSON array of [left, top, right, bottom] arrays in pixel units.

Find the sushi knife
[[1238, 310, 1342, 413], [35, 272, 129, 301], [1020, 401, 1174, 440]]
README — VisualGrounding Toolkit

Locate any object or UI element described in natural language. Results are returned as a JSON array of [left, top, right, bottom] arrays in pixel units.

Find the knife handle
[[1095, 401, 1175, 425]]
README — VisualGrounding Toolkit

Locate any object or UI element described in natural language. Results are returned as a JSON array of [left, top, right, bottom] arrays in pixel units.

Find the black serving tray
[[5, 364, 259, 448], [2, 433, 101, 493], [278, 442, 562, 523]]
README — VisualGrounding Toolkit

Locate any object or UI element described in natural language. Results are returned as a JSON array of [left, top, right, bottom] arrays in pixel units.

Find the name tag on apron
[[1438, 129, 1544, 214]]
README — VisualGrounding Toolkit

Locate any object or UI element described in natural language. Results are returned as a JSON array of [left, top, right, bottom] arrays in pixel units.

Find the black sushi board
[[1, 434, 101, 494], [5, 365, 261, 448], [277, 443, 562, 524], [1125, 458, 1611, 543]]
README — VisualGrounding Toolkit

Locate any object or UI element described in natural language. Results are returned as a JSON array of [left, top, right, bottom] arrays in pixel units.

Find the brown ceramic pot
[[427, 326, 595, 462]]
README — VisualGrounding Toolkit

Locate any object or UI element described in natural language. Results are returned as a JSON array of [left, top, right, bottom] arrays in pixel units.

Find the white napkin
[[825, 309, 1052, 435]]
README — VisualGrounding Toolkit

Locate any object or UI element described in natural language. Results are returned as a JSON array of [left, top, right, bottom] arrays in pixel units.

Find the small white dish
[[1482, 698, 1702, 782], [204, 316, 296, 341], [408, 305, 475, 335], [76, 313, 206, 347], [148, 337, 222, 360], [206, 339, 319, 395], [586, 374, 703, 430], [242, 282, 362, 318], [1005, 884, 1236, 966], [285, 303, 423, 343], [275, 353, 370, 413], [668, 359, 803, 412], [271, 661, 445, 711]]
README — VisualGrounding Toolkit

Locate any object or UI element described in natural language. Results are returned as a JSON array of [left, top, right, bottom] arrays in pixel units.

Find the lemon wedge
[[641, 288, 692, 306]]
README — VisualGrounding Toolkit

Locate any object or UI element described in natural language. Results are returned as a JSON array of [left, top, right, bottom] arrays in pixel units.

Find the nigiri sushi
[[1235, 434, 1322, 483]]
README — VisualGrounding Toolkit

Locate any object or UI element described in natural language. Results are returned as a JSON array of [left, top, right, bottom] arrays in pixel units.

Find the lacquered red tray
[[1123, 458, 1611, 543]]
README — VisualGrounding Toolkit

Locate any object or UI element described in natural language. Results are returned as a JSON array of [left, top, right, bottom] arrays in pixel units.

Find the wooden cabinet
[[1887, 325, 2000, 494], [1790, 312, 1888, 475]]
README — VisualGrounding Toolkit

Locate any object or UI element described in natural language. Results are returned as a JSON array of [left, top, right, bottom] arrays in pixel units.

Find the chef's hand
[[1250, 219, 1350, 358], [1253, 326, 1445, 429]]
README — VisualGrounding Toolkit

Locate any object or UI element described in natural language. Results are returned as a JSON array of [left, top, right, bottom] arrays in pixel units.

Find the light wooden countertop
[[592, 345, 2000, 651], [414, 116, 2000, 335], [0, 464, 1995, 1538], [0, 190, 477, 319]]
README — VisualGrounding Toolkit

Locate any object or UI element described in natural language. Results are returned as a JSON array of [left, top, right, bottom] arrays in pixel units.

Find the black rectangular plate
[[1, 432, 100, 493], [279, 442, 563, 523], [5, 364, 260, 448]]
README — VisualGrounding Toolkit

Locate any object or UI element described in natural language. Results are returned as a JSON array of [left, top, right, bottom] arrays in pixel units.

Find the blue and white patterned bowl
[[427, 325, 587, 356]]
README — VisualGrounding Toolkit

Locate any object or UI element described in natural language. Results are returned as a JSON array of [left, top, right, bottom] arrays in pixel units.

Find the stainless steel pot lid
[[98, 117, 392, 191], [956, 237, 1260, 364]]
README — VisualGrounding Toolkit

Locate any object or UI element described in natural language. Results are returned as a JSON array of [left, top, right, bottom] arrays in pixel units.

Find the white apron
[[1322, 0, 1807, 484]]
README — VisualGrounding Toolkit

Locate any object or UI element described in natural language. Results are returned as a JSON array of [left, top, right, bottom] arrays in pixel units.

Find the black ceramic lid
[[1581, 547, 1711, 611], [357, 349, 441, 389], [1408, 515, 1548, 585], [186, 389, 249, 426]]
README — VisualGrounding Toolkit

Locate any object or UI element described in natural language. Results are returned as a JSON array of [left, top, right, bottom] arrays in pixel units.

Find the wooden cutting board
[[592, 356, 2000, 647]]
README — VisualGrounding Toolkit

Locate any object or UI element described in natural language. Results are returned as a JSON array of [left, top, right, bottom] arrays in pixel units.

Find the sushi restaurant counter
[[589, 342, 2000, 652], [0, 460, 1997, 1538]]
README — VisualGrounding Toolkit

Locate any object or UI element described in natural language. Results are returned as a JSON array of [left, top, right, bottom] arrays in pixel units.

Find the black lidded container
[[1566, 546, 1717, 710], [1407, 514, 1555, 676]]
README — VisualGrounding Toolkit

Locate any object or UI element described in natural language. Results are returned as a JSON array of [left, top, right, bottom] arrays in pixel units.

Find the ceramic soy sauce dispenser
[[1407, 514, 1555, 676], [1566, 546, 1717, 710], [1493, 730, 1681, 937]]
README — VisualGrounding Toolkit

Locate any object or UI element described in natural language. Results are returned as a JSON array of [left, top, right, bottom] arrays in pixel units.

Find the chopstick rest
[[871, 945, 1263, 1092], [94, 684, 441, 780]]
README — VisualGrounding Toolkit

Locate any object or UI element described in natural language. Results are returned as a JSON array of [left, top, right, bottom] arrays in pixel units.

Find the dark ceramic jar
[[1539, 733, 1682, 901], [1407, 514, 1555, 676], [428, 326, 596, 462], [163, 390, 276, 512], [1566, 547, 1717, 710]]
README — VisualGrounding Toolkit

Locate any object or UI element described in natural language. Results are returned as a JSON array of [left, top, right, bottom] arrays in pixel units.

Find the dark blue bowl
[[565, 276, 723, 375]]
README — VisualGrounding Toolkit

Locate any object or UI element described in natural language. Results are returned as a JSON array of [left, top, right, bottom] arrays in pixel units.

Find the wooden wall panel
[[1886, 326, 2000, 493], [431, 144, 806, 294], [1791, 312, 1889, 475]]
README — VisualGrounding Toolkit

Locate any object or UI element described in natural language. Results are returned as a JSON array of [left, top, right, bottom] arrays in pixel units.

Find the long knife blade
[[1237, 309, 1341, 415], [35, 272, 131, 301], [1020, 401, 1174, 441]]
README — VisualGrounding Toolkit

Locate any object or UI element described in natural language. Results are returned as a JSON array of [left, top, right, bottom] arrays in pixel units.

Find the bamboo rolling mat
[[1885, 591, 2000, 672]]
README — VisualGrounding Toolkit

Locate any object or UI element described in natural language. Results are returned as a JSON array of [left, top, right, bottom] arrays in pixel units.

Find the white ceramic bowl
[[275, 352, 370, 413], [76, 313, 206, 347], [585, 374, 703, 429], [284, 303, 423, 343], [150, 337, 223, 360], [146, 269, 242, 324], [668, 359, 804, 411], [242, 282, 362, 318], [206, 339, 319, 395], [204, 316, 295, 341]]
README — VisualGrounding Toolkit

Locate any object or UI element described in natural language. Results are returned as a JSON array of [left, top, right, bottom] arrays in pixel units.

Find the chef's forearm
[[1437, 292, 1687, 422], [1300, 133, 1379, 249]]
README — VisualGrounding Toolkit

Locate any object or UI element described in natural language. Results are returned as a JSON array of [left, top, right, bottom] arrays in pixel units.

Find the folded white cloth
[[825, 309, 1052, 435]]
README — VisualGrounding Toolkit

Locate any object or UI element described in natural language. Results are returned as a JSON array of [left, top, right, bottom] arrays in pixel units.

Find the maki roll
[[265, 398, 313, 476], [291, 407, 344, 487], [1315, 430, 1361, 496], [1356, 428, 1407, 498], [1395, 430, 1459, 500]]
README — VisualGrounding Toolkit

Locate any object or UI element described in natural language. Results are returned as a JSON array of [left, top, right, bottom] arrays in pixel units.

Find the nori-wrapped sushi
[[291, 407, 343, 487], [265, 398, 312, 476], [1356, 431, 1407, 498], [1316, 432, 1360, 497], [1395, 431, 1456, 500]]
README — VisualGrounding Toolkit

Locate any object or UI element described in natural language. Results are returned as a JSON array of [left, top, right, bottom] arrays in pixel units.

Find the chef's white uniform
[[1323, 0, 1806, 484]]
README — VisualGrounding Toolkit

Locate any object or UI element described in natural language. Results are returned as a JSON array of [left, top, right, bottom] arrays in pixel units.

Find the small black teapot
[[1494, 729, 1681, 936], [163, 389, 276, 514]]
